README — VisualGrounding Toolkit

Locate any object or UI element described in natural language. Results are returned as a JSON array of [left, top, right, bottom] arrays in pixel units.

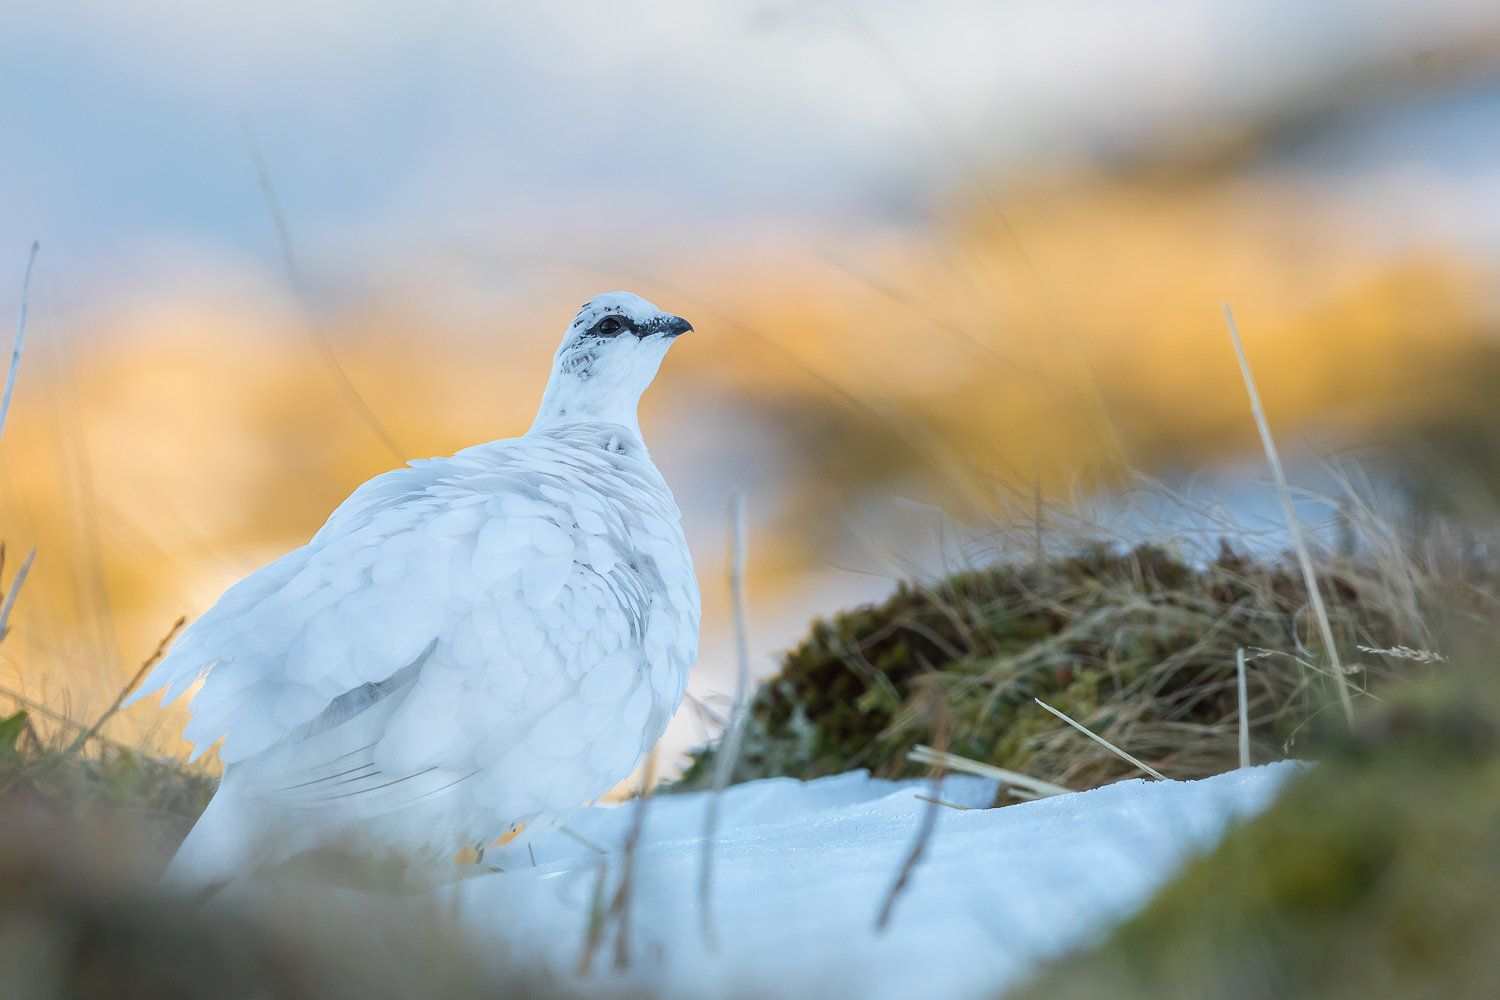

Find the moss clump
[[676, 543, 1436, 792], [1, 709, 216, 834], [1002, 644, 1500, 1000]]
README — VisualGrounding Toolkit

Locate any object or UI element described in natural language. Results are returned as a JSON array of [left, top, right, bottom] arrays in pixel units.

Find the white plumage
[[129, 292, 700, 889]]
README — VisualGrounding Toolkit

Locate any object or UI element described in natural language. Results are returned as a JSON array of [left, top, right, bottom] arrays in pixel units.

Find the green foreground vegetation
[[0, 719, 582, 999], [2, 528, 1496, 997], [1003, 640, 1500, 999]]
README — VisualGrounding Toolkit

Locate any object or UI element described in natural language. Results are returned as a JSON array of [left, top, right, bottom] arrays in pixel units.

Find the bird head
[[529, 291, 692, 436]]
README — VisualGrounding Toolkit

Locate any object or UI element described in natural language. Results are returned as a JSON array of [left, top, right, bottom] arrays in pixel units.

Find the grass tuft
[[676, 522, 1495, 796], [1001, 632, 1500, 1000]]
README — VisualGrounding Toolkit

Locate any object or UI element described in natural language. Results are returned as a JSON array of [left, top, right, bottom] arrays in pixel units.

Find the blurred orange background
[[3, 2, 1500, 773]]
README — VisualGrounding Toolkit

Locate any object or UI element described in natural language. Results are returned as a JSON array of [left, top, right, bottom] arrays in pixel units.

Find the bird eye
[[598, 317, 622, 335]]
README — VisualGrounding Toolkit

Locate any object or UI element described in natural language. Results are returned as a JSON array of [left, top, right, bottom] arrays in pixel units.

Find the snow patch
[[446, 762, 1300, 1000]]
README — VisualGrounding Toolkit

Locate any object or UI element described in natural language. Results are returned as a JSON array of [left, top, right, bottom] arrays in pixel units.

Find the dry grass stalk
[[0, 241, 39, 444], [241, 116, 406, 463], [907, 744, 1072, 798], [0, 684, 94, 743], [699, 491, 753, 950], [1034, 697, 1168, 781], [65, 616, 186, 755], [1222, 303, 1355, 723], [1034, 458, 1044, 569], [1357, 645, 1448, 664], [0, 547, 36, 645], [1237, 647, 1251, 769], [914, 794, 973, 811]]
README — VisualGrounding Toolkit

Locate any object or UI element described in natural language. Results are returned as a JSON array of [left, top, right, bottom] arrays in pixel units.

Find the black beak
[[641, 314, 693, 339]]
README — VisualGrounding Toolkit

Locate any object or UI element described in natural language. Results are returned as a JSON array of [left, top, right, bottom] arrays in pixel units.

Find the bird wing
[[128, 457, 461, 762], [131, 433, 698, 831]]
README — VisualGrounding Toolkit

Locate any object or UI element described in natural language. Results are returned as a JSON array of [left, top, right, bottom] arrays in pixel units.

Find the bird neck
[[527, 371, 644, 437]]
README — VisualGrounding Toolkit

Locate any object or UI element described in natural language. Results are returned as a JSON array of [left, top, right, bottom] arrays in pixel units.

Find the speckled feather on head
[[127, 292, 700, 890]]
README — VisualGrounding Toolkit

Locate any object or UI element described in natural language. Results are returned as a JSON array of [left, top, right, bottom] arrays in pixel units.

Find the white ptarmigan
[[127, 292, 700, 890]]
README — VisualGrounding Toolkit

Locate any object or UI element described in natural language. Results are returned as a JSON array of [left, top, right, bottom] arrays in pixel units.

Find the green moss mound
[[1, 709, 216, 825], [677, 543, 1427, 792], [1003, 644, 1500, 1000]]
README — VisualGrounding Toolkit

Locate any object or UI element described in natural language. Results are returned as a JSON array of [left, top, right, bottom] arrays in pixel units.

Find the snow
[[444, 762, 1301, 1000]]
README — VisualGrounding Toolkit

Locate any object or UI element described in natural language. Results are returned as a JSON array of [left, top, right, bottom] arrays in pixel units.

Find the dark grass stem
[[610, 748, 657, 971], [577, 859, 611, 976], [579, 750, 658, 974], [561, 826, 608, 856], [876, 683, 950, 932]]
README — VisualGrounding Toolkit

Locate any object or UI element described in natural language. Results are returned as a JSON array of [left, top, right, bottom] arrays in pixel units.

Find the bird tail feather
[[160, 779, 268, 894]]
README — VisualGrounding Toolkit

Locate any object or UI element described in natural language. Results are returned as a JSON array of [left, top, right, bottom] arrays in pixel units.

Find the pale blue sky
[[5, 0, 1499, 308]]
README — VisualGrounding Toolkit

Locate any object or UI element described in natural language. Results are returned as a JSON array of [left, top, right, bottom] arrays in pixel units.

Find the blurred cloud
[[6, 0, 1500, 287]]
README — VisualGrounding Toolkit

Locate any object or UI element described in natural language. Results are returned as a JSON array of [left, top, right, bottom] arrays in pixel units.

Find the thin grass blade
[[0, 547, 36, 645], [907, 745, 1073, 798], [66, 616, 186, 755], [1, 242, 40, 444], [1222, 303, 1355, 724], [1237, 647, 1251, 769], [1033, 698, 1168, 781], [241, 117, 405, 462]]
